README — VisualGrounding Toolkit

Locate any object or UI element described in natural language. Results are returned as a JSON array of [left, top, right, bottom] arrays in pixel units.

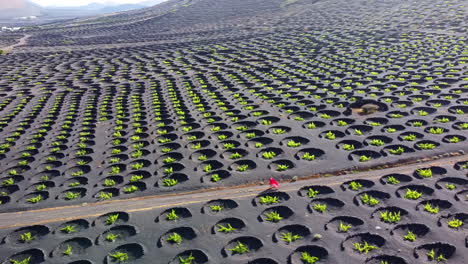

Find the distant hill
[[0, 0, 43, 19], [0, 0, 166, 20], [43, 2, 148, 16]]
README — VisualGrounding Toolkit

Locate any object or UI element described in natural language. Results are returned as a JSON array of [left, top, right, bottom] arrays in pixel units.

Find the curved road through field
[[0, 153, 466, 229], [1, 34, 31, 53]]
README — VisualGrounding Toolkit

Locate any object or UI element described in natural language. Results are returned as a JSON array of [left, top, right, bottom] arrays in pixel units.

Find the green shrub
[[280, 232, 302, 244], [380, 211, 401, 223], [353, 241, 378, 254], [229, 241, 249, 254], [260, 196, 279, 205], [360, 194, 379, 206], [166, 232, 182, 244], [404, 189, 422, 200], [301, 252, 319, 263]]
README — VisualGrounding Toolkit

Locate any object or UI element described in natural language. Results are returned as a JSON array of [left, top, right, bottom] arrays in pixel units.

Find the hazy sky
[[31, 0, 146, 7]]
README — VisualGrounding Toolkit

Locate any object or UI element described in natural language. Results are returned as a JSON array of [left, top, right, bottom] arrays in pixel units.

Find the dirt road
[[1, 34, 31, 53], [0, 153, 466, 229]]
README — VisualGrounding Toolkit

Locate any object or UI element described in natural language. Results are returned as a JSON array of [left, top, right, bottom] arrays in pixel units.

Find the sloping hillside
[[0, 0, 42, 19]]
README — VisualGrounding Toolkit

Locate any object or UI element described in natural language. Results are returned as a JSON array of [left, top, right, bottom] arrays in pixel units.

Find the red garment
[[269, 178, 279, 188]]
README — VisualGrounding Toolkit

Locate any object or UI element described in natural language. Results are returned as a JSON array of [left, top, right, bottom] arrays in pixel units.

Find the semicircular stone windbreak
[[382, 144, 415, 156], [156, 173, 188, 188], [324, 215, 365, 234], [259, 206, 294, 223], [201, 169, 231, 184], [217, 140, 241, 150], [364, 117, 389, 126], [371, 206, 409, 225], [341, 179, 375, 192], [348, 149, 381, 162], [273, 224, 311, 245], [413, 166, 447, 179], [51, 237, 93, 258], [455, 189, 468, 202], [363, 135, 393, 147], [453, 160, 468, 170], [341, 232, 386, 256], [1, 184, 21, 196], [0, 196, 11, 205], [416, 199, 453, 215], [55, 219, 89, 236], [414, 140, 441, 151], [209, 130, 234, 141], [288, 110, 315, 121], [247, 258, 279, 264], [453, 121, 468, 131], [221, 148, 249, 160], [97, 225, 138, 245], [396, 184, 435, 200], [437, 213, 467, 230], [229, 160, 257, 173], [433, 114, 457, 123], [391, 223, 430, 242], [435, 177, 468, 190], [346, 125, 373, 136], [336, 139, 364, 151], [302, 120, 326, 131], [411, 106, 437, 116], [156, 207, 192, 223], [268, 159, 295, 172], [30, 170, 60, 182], [294, 148, 325, 162], [201, 199, 238, 214], [94, 212, 129, 228], [442, 134, 466, 144], [59, 188, 87, 201], [106, 243, 145, 263], [319, 130, 346, 140], [4, 225, 50, 245], [280, 136, 310, 147], [213, 217, 246, 235], [386, 110, 409, 119], [253, 191, 290, 206], [267, 126, 291, 135], [19, 191, 49, 205], [196, 160, 224, 174], [413, 242, 456, 262], [364, 255, 408, 264], [308, 198, 345, 214], [3, 248, 45, 264], [353, 190, 391, 207], [239, 129, 265, 140], [288, 245, 329, 264], [448, 105, 468, 115], [97, 176, 124, 188], [61, 177, 88, 188], [331, 117, 356, 127], [380, 173, 413, 185], [168, 249, 208, 264], [222, 236, 263, 258], [397, 131, 425, 142], [93, 188, 119, 201], [257, 147, 284, 160], [157, 226, 197, 248], [246, 137, 274, 148]]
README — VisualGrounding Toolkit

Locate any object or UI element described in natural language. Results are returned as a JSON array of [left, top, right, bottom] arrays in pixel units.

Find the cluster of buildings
[[1, 26, 22, 32]]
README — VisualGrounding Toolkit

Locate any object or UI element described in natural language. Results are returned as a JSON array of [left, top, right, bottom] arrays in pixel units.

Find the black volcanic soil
[[0, 0, 467, 262], [0, 162, 466, 263]]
